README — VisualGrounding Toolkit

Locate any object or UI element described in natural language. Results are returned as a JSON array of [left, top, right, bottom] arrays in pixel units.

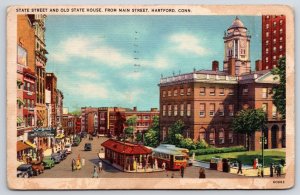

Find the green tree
[[144, 116, 160, 147], [166, 120, 185, 145], [232, 108, 267, 150], [124, 116, 137, 142], [136, 132, 143, 143], [271, 57, 286, 119]]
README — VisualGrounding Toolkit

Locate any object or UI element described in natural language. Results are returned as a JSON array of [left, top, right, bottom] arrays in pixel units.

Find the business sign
[[17, 45, 27, 66]]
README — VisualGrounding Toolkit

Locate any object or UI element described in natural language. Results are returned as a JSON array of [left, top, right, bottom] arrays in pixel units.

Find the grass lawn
[[195, 148, 286, 167]]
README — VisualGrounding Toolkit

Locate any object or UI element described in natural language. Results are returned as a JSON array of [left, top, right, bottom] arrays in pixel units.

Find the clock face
[[228, 41, 233, 48], [240, 40, 246, 48]]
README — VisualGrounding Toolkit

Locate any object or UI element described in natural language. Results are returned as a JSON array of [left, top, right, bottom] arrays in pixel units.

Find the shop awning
[[17, 141, 31, 152], [55, 134, 65, 139], [24, 140, 36, 149], [17, 98, 25, 105], [17, 117, 24, 123]]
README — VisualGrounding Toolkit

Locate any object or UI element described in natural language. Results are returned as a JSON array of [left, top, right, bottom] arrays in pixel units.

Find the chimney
[[228, 58, 236, 76], [255, 60, 262, 71], [133, 107, 137, 112], [212, 60, 219, 71]]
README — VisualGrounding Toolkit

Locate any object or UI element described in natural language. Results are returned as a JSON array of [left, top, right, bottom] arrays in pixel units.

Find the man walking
[[92, 166, 99, 178], [180, 166, 185, 178], [237, 160, 243, 174]]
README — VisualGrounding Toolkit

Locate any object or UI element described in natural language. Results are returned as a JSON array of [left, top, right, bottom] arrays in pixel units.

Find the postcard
[[7, 5, 294, 189]]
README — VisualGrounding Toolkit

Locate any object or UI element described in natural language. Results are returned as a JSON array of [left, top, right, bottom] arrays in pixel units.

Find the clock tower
[[223, 16, 251, 75]]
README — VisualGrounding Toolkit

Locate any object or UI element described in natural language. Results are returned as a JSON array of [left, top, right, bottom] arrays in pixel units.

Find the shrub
[[190, 146, 247, 156]]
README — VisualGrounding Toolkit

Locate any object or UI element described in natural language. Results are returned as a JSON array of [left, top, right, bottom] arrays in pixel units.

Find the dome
[[229, 16, 245, 29]]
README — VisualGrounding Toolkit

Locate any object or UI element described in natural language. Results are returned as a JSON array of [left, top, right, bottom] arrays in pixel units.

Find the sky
[[45, 15, 261, 112]]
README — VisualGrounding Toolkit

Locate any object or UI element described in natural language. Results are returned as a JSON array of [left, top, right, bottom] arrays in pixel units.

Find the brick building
[[81, 107, 98, 133], [262, 15, 286, 70], [98, 107, 159, 137], [46, 73, 57, 127], [159, 17, 285, 151], [56, 89, 64, 127], [125, 107, 159, 134], [28, 14, 48, 127], [17, 15, 36, 139]]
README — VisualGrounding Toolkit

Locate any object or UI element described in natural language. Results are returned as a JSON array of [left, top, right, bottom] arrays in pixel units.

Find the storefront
[[101, 139, 152, 172]]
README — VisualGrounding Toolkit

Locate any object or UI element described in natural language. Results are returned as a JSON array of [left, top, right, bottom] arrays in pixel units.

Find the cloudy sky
[[45, 15, 261, 112]]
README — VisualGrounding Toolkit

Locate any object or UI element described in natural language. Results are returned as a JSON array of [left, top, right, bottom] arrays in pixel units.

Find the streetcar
[[152, 144, 188, 170]]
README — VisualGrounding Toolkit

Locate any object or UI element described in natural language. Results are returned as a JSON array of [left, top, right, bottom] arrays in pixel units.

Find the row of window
[[265, 38, 284, 45], [265, 54, 284, 63], [265, 29, 284, 37], [265, 19, 284, 28], [162, 103, 234, 117], [162, 87, 234, 97], [162, 127, 234, 145], [265, 46, 284, 54], [262, 103, 278, 118]]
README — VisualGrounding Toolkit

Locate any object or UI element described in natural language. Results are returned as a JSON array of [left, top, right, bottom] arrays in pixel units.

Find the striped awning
[[17, 117, 24, 123], [55, 134, 65, 139], [24, 140, 37, 149], [17, 141, 31, 152], [17, 98, 25, 105]]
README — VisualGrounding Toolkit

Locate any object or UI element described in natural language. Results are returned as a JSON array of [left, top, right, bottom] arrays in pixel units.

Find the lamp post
[[261, 126, 267, 177]]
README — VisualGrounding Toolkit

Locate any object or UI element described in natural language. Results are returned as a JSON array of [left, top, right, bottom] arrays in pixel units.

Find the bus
[[152, 144, 188, 170]]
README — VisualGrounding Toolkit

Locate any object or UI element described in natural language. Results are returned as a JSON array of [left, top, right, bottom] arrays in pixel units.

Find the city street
[[37, 136, 243, 178]]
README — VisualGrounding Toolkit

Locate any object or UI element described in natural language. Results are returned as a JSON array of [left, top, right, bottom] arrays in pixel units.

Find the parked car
[[72, 137, 81, 147], [84, 143, 92, 151], [43, 156, 55, 169], [60, 149, 68, 159], [51, 153, 62, 163], [17, 164, 34, 178], [31, 162, 44, 175], [80, 131, 87, 139], [65, 144, 72, 154]]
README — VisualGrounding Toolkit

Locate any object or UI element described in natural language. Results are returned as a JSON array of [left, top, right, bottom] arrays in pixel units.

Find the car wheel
[[23, 173, 29, 178]]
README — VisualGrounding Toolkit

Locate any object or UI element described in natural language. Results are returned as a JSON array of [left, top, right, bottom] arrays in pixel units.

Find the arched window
[[218, 128, 225, 144], [199, 128, 206, 141], [209, 128, 215, 145]]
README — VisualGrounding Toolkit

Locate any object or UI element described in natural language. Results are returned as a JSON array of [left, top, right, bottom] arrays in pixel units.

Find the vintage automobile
[[43, 156, 55, 169], [72, 137, 81, 147], [51, 153, 62, 163], [65, 144, 72, 154], [31, 162, 45, 175], [17, 164, 34, 178], [84, 143, 92, 151]]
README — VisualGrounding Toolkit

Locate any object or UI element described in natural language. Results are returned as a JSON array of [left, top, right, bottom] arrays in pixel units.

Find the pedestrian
[[270, 163, 274, 177], [92, 166, 99, 178], [276, 164, 282, 177], [199, 167, 206, 178], [72, 159, 75, 172], [98, 160, 103, 172], [180, 165, 185, 178], [237, 160, 243, 174]]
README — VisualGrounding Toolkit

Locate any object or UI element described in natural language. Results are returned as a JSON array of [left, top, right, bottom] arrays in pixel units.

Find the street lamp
[[260, 126, 267, 177]]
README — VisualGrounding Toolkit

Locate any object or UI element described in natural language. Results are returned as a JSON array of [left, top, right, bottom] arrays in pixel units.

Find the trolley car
[[152, 144, 188, 170]]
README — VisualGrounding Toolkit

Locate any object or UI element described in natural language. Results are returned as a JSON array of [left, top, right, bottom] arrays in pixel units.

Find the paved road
[[37, 136, 243, 178]]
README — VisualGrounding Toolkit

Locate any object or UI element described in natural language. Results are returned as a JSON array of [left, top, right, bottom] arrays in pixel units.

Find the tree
[[70, 110, 81, 116], [166, 120, 185, 145], [232, 108, 267, 150], [124, 116, 137, 142], [144, 116, 160, 147], [271, 57, 286, 119]]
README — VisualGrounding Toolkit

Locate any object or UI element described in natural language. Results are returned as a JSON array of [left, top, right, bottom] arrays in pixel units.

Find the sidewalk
[[192, 160, 286, 177]]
